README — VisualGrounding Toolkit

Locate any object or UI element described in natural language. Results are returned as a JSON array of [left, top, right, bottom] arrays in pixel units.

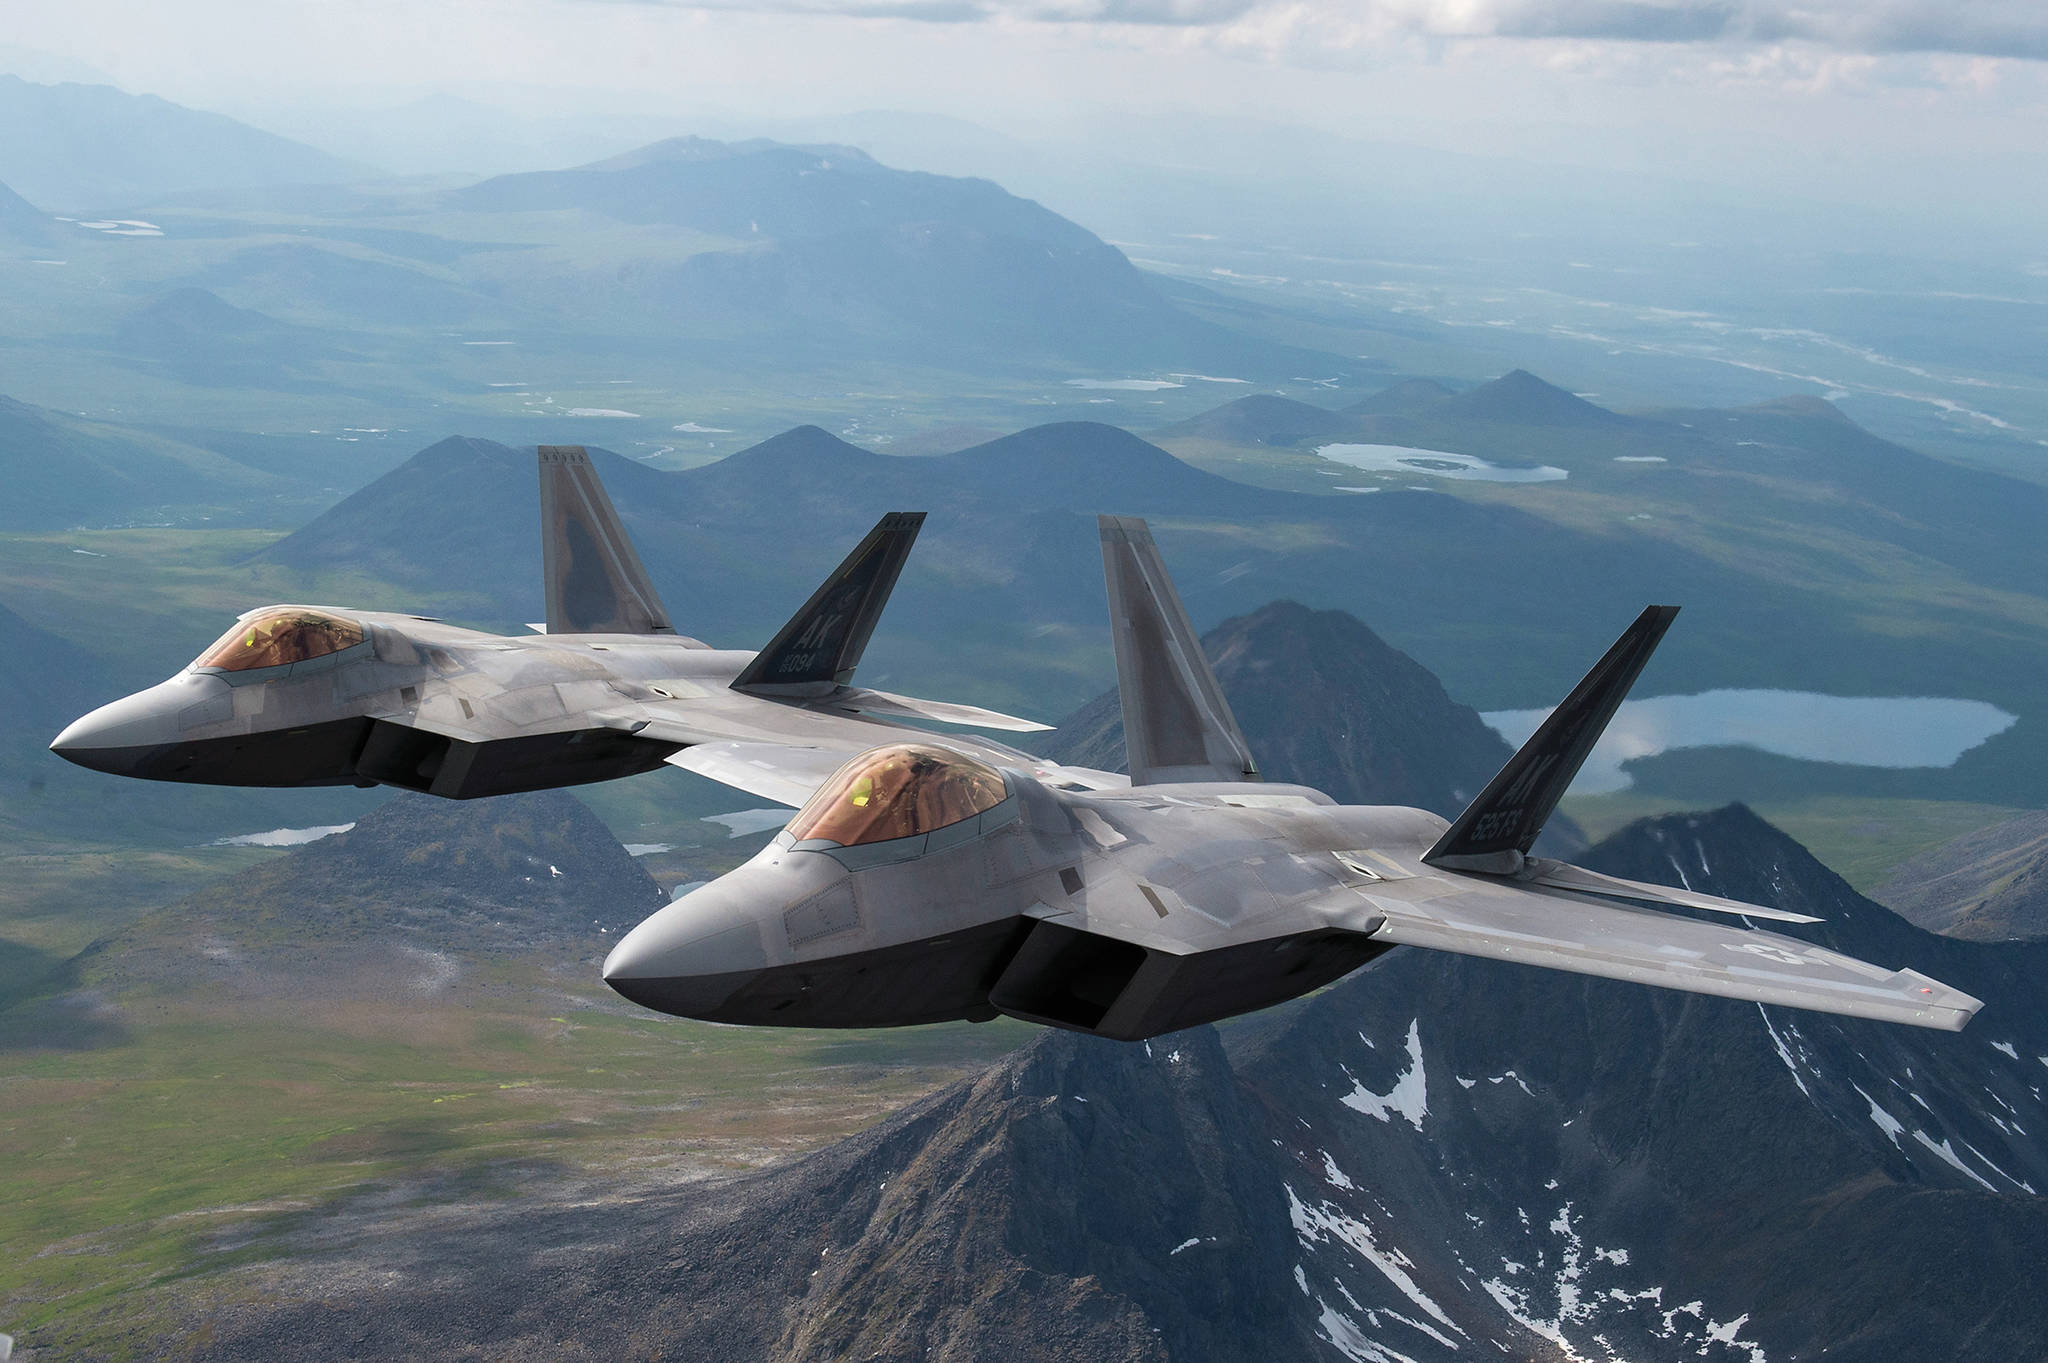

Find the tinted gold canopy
[[786, 743, 1006, 848], [194, 608, 364, 673]]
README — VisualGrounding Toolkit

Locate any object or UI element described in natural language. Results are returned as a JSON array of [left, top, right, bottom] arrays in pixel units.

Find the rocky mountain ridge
[[164, 804, 2048, 1362]]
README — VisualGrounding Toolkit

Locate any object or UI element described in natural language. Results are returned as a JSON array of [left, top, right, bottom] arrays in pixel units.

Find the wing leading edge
[[1336, 876, 1980, 1031]]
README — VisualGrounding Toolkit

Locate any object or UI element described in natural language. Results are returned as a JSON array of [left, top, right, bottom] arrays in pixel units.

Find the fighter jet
[[49, 446, 1071, 800], [602, 516, 1981, 1040]]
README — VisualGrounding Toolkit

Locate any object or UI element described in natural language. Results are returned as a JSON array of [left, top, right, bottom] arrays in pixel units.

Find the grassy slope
[[0, 957, 1033, 1354]]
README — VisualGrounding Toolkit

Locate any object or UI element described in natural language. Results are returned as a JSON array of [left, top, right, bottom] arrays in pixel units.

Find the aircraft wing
[[662, 737, 1124, 807], [664, 742, 858, 807], [1328, 876, 1980, 1031]]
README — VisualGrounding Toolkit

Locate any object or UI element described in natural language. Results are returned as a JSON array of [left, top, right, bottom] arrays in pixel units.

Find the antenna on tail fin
[[538, 446, 674, 635], [1099, 516, 1258, 786], [1425, 604, 1678, 875]]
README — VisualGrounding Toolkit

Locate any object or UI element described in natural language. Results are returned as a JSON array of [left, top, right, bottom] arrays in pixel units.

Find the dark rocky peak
[[1341, 376, 1453, 416], [776, 1025, 1310, 1362], [1585, 803, 1908, 946], [1225, 802, 2048, 1362], [1154, 393, 1359, 445], [1438, 368, 1629, 426], [1047, 599, 1517, 819], [1580, 804, 2048, 1189]]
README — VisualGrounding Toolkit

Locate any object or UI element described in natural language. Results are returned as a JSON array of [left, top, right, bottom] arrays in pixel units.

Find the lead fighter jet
[[49, 446, 1069, 799], [603, 516, 1981, 1039]]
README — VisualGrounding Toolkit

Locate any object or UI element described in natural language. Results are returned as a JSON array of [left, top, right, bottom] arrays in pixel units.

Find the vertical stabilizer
[[1425, 604, 1678, 874], [539, 445, 674, 635], [1099, 515, 1258, 785], [732, 512, 926, 695]]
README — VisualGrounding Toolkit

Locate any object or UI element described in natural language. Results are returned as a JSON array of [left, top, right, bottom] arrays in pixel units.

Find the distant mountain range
[[110, 618, 2048, 1363], [250, 422, 1794, 722], [242, 409, 2048, 806], [0, 75, 371, 210], [448, 136, 1331, 371]]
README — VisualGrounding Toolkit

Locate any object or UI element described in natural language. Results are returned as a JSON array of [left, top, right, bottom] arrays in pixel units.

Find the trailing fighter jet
[[602, 516, 1981, 1040], [48, 446, 1070, 800]]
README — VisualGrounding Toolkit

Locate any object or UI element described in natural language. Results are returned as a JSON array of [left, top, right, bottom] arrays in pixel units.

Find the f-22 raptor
[[603, 517, 1982, 1040], [50, 446, 1068, 800]]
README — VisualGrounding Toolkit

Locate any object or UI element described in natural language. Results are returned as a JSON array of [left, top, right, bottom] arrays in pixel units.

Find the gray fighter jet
[[602, 516, 1981, 1040], [49, 446, 1071, 800]]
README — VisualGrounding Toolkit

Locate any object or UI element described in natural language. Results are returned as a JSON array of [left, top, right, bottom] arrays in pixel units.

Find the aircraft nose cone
[[604, 859, 840, 1020], [50, 675, 225, 774]]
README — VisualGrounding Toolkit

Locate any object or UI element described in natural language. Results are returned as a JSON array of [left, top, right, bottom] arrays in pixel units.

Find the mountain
[[1341, 376, 1454, 416], [1432, 368, 1633, 427], [452, 137, 1326, 371], [252, 420, 2021, 776], [0, 392, 288, 530], [0, 177, 54, 244], [112, 286, 333, 385], [161, 806, 2048, 1361], [1240, 804, 2048, 1361], [0, 599, 106, 752], [0, 75, 371, 210], [933, 422, 1294, 519], [1641, 394, 2048, 600], [1045, 600, 1518, 820], [1877, 811, 2048, 943], [5, 788, 662, 1034], [1153, 393, 1361, 446]]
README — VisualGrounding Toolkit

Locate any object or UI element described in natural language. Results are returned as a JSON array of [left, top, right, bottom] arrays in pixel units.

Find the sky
[[5, 1, 2046, 220]]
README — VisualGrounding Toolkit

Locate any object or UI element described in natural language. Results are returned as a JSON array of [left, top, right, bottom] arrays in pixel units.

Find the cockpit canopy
[[785, 743, 1008, 848], [193, 607, 365, 673]]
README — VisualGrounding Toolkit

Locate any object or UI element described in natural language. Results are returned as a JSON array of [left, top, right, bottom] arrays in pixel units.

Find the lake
[[1316, 443, 1569, 483], [1481, 690, 2018, 794]]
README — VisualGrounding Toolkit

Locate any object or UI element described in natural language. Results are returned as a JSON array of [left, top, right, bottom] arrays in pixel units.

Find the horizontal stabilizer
[[1522, 858, 1821, 924], [835, 687, 1053, 732], [733, 512, 924, 695], [1099, 515, 1258, 786], [539, 445, 674, 635], [1427, 604, 1677, 873]]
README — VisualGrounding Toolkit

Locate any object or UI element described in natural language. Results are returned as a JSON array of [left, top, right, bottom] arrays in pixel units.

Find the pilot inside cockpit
[[785, 743, 1009, 848], [192, 607, 365, 673]]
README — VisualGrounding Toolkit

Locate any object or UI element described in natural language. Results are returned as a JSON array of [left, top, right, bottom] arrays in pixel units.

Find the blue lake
[[1316, 443, 1568, 483], [1481, 690, 2019, 794]]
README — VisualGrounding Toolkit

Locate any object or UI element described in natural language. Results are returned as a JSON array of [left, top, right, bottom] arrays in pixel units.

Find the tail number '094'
[[1469, 809, 1524, 843]]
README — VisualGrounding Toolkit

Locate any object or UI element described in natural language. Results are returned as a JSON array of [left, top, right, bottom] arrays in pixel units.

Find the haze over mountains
[[0, 75, 368, 210], [227, 379, 2047, 808]]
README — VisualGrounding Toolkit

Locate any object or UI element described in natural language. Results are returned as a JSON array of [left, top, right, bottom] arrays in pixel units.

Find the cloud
[[602, 0, 2048, 61]]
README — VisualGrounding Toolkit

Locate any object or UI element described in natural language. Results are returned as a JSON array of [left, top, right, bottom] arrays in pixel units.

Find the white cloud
[[599, 0, 2048, 62]]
